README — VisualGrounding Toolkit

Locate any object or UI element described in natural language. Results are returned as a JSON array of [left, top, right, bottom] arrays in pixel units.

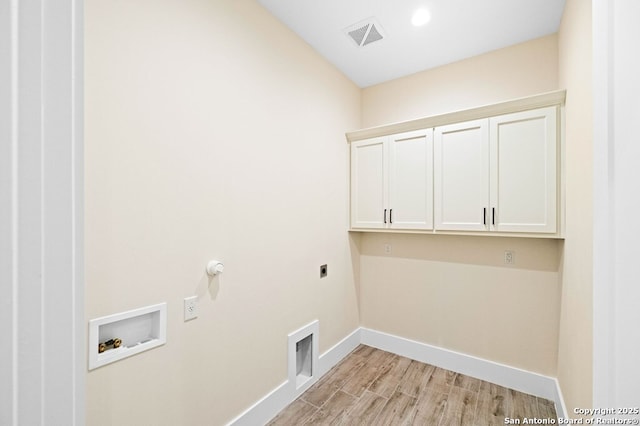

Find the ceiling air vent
[[344, 18, 386, 48]]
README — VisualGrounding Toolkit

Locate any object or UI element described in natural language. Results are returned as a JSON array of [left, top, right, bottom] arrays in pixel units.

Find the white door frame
[[0, 1, 84, 424], [592, 0, 614, 408], [592, 0, 640, 410]]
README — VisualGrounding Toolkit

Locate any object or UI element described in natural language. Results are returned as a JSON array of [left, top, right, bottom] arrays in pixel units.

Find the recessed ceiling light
[[411, 8, 431, 27]]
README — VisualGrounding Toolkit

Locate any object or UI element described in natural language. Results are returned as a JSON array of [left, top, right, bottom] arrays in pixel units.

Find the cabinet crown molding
[[346, 90, 566, 143]]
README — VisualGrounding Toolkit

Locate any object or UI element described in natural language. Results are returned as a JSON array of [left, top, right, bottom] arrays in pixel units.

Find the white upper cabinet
[[433, 107, 557, 234], [347, 90, 564, 237], [434, 119, 489, 231], [351, 130, 433, 230], [489, 107, 557, 233]]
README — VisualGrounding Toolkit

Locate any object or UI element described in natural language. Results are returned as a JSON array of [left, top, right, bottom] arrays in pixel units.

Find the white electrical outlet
[[504, 250, 515, 265], [184, 296, 198, 321], [384, 244, 392, 254]]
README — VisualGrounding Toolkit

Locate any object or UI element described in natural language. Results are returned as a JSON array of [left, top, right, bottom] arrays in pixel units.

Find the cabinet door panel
[[434, 119, 489, 231], [490, 107, 557, 233], [351, 138, 387, 228], [388, 130, 433, 230]]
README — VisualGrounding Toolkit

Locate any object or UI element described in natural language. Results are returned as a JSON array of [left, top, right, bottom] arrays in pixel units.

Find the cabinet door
[[489, 107, 557, 233], [350, 137, 388, 229], [434, 119, 489, 231], [388, 130, 433, 230]]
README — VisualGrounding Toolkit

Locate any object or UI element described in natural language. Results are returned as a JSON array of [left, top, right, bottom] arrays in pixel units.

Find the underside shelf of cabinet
[[347, 228, 564, 239]]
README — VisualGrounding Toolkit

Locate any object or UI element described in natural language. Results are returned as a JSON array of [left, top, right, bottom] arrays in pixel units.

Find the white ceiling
[[257, 0, 566, 88]]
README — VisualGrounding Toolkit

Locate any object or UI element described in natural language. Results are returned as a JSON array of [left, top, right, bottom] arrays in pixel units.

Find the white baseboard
[[228, 327, 567, 425], [361, 328, 566, 419], [226, 380, 291, 426], [317, 327, 361, 377], [554, 379, 568, 419]]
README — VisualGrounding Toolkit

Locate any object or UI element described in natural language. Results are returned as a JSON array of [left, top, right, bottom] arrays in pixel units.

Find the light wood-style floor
[[268, 345, 557, 425]]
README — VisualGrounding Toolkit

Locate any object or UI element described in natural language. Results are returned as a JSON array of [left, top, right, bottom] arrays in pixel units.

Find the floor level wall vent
[[288, 320, 319, 396]]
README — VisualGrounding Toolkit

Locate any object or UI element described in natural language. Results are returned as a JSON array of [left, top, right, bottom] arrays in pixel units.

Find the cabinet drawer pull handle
[[492, 208, 495, 225], [390, 209, 393, 224], [384, 209, 387, 224], [483, 208, 486, 225]]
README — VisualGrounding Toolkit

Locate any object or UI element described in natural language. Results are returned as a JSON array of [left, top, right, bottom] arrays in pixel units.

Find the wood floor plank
[[305, 390, 357, 425], [537, 396, 558, 421], [302, 354, 365, 407], [478, 381, 512, 417], [510, 389, 541, 422], [342, 349, 394, 398], [410, 390, 448, 425], [479, 380, 512, 399], [368, 354, 412, 398], [352, 344, 376, 358], [439, 386, 478, 426], [341, 390, 387, 425], [453, 373, 482, 393], [423, 366, 456, 395], [267, 398, 317, 426], [396, 360, 436, 398], [372, 390, 417, 426], [476, 387, 510, 426]]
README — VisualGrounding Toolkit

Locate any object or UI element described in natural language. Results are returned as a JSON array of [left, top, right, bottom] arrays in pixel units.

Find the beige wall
[[359, 36, 562, 375], [85, 1, 361, 425], [360, 234, 561, 375], [557, 0, 593, 415], [362, 34, 559, 128]]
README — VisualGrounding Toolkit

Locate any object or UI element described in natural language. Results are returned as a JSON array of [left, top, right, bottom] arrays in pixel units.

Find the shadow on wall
[[194, 272, 221, 301], [349, 232, 362, 307], [357, 232, 562, 272]]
